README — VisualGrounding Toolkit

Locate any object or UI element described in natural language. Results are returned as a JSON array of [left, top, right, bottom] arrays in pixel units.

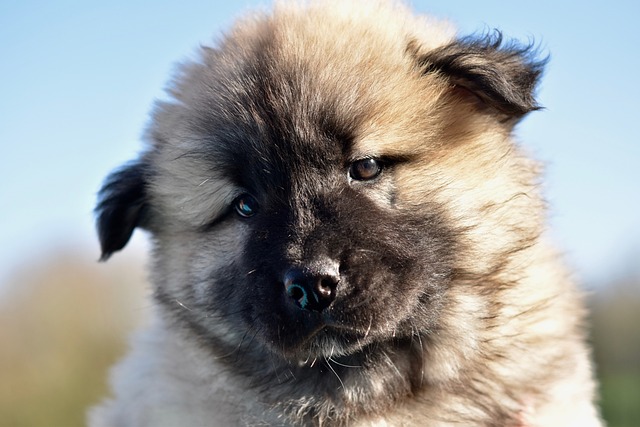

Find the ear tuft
[[95, 161, 150, 261], [416, 31, 547, 119]]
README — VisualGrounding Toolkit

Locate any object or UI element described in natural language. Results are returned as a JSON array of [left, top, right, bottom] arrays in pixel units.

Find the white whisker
[[174, 299, 192, 312], [324, 357, 345, 389], [328, 357, 361, 369], [363, 316, 373, 340]]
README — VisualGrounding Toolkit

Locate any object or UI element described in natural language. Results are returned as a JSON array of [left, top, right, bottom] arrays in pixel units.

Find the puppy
[[91, 1, 602, 425]]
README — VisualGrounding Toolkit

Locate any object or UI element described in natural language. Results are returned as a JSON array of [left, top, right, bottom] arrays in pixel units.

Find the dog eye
[[349, 158, 382, 181], [234, 194, 259, 218]]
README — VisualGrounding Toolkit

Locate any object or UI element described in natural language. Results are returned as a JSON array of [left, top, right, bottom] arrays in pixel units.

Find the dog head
[[96, 1, 544, 364]]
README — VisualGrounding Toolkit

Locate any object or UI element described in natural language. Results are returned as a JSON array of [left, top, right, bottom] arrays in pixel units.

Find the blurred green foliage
[[590, 274, 640, 427], [599, 374, 640, 427], [0, 251, 638, 426]]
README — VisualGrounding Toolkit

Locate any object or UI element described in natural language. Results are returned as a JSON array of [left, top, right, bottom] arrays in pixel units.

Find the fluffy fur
[[91, 1, 602, 426]]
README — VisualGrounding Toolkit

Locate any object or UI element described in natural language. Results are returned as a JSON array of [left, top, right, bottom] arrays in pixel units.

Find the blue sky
[[1, 0, 638, 289]]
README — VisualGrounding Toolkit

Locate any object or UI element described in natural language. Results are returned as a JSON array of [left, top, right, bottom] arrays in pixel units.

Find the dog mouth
[[291, 326, 373, 366], [251, 286, 383, 361], [279, 320, 375, 362]]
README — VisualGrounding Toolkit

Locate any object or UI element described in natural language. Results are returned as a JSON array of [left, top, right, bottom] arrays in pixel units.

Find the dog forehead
[[163, 1, 454, 154], [146, 0, 460, 216]]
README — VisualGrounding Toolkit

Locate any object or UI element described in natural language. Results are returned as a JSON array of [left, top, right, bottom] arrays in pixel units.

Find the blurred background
[[1, 0, 638, 426]]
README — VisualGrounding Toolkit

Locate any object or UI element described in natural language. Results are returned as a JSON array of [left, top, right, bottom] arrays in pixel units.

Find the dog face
[[96, 0, 545, 401]]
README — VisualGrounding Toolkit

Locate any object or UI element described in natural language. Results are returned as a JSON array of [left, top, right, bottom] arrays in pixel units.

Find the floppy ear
[[95, 161, 150, 261], [416, 32, 546, 120]]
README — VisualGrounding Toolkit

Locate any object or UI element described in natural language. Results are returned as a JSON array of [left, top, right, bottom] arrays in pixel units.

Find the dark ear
[[415, 31, 547, 120], [95, 161, 150, 261]]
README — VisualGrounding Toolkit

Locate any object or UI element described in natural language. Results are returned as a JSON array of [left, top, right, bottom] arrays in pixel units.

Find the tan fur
[[91, 1, 602, 426]]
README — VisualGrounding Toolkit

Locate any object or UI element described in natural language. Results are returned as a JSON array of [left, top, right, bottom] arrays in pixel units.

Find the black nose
[[284, 267, 338, 312]]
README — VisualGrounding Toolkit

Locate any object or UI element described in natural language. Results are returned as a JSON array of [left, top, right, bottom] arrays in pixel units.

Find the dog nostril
[[283, 268, 338, 312], [316, 276, 337, 300], [286, 283, 315, 309], [287, 284, 305, 301]]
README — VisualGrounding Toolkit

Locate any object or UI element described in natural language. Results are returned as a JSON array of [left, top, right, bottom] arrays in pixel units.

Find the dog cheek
[[336, 258, 420, 330], [151, 222, 249, 323], [328, 224, 446, 333]]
